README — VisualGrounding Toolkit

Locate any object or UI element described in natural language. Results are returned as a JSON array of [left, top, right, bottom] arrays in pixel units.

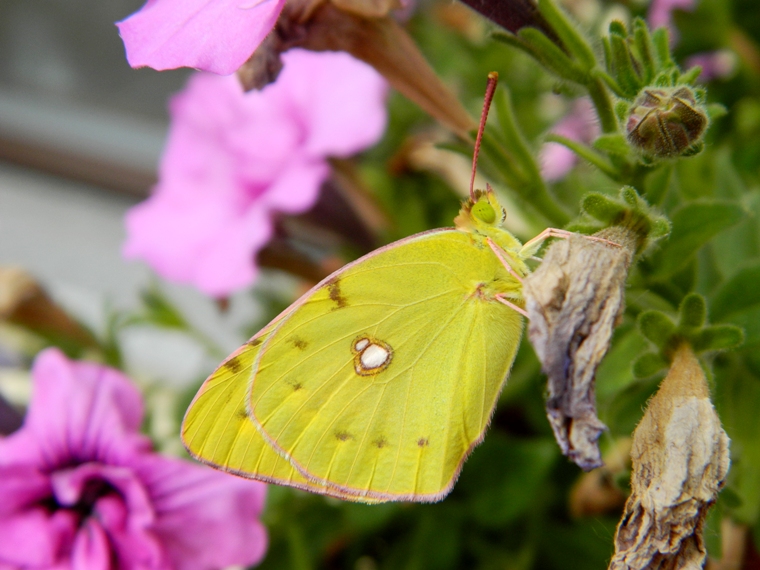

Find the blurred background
[[0, 0, 264, 388], [3, 0, 760, 568]]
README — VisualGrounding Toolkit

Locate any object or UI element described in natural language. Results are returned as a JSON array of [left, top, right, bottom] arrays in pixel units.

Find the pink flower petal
[[51, 464, 155, 529], [116, 0, 287, 74], [0, 505, 78, 567], [123, 50, 387, 296], [0, 350, 269, 568], [0, 465, 51, 513], [137, 456, 268, 570], [0, 349, 150, 470], [274, 50, 389, 158], [71, 519, 113, 570]]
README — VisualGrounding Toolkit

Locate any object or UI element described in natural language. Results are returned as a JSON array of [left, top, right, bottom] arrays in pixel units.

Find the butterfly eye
[[472, 200, 496, 224]]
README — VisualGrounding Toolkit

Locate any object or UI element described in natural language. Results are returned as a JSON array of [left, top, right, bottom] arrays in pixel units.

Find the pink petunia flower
[[116, 0, 286, 75], [0, 348, 267, 570], [540, 98, 599, 182], [123, 49, 387, 297]]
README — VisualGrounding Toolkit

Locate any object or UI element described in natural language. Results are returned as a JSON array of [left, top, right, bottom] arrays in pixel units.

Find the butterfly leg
[[519, 228, 621, 258], [487, 238, 523, 283], [495, 294, 528, 318]]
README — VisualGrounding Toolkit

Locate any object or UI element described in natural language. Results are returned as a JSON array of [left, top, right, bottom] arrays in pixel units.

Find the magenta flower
[[0, 348, 267, 569], [540, 98, 599, 182], [116, 0, 286, 75], [123, 49, 387, 297]]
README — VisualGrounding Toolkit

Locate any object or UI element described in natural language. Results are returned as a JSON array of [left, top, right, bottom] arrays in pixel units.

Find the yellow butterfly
[[181, 73, 554, 503]]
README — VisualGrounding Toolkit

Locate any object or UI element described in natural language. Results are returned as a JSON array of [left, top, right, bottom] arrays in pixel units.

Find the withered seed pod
[[626, 86, 708, 158]]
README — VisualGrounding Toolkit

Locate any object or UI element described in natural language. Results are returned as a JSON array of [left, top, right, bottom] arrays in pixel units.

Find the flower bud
[[626, 86, 708, 158]]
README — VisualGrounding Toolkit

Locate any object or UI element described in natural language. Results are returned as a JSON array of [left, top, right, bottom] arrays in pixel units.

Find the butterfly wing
[[248, 228, 523, 502], [181, 327, 382, 502]]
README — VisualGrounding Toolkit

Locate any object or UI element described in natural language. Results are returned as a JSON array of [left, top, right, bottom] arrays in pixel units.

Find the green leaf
[[137, 286, 189, 330], [581, 192, 627, 223], [707, 102, 728, 120], [518, 28, 588, 84], [638, 310, 676, 347], [649, 201, 746, 279], [460, 435, 557, 527], [633, 352, 669, 378], [711, 261, 760, 321], [715, 362, 760, 524], [644, 165, 673, 206], [631, 18, 655, 84], [596, 327, 650, 400], [608, 33, 640, 97], [536, 0, 597, 70], [692, 325, 744, 352], [651, 27, 675, 70]]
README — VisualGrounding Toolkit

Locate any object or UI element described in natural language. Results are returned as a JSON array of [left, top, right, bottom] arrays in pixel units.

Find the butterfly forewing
[[248, 229, 523, 501]]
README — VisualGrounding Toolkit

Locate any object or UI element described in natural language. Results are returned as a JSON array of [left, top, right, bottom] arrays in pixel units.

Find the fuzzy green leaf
[[581, 192, 627, 223], [692, 325, 745, 352], [518, 28, 589, 84], [638, 310, 676, 347], [679, 293, 707, 329], [536, 0, 597, 70]]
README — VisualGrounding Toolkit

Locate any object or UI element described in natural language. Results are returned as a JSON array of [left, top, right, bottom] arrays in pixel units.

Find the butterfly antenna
[[470, 71, 499, 200]]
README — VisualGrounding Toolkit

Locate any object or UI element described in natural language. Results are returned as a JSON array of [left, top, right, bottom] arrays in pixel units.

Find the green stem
[[481, 132, 570, 226], [545, 134, 622, 180]]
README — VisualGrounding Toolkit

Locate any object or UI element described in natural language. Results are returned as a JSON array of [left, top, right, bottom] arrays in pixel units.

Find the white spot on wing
[[361, 344, 390, 369], [352, 335, 393, 376]]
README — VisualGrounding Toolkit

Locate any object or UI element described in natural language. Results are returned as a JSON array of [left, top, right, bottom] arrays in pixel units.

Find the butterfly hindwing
[[181, 328, 382, 502], [248, 229, 523, 502]]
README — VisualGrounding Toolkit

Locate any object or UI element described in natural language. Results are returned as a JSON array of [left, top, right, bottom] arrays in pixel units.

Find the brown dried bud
[[609, 343, 730, 570], [522, 226, 637, 470], [626, 87, 708, 158], [237, 0, 475, 138]]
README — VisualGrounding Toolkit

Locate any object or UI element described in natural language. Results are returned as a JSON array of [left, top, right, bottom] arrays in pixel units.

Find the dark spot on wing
[[335, 431, 353, 441], [373, 437, 389, 449], [224, 356, 243, 374], [235, 409, 248, 421], [291, 336, 308, 350], [292, 382, 303, 392], [327, 277, 348, 309], [247, 337, 263, 347], [417, 438, 429, 447]]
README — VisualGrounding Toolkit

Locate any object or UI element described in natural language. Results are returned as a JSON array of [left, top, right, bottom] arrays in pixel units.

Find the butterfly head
[[455, 184, 507, 232]]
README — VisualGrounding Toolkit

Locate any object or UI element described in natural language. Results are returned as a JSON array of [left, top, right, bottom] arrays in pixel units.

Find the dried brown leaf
[[0, 266, 97, 349], [330, 0, 400, 18], [609, 344, 730, 570], [522, 226, 637, 470]]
